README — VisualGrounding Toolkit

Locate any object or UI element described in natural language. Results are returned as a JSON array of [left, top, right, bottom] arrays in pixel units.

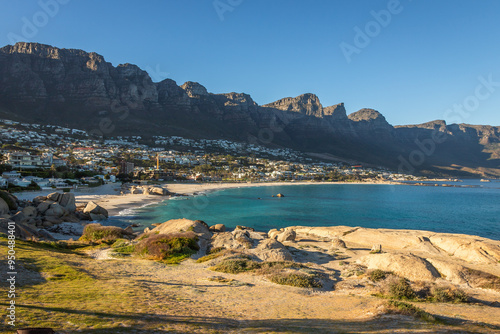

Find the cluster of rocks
[[129, 185, 170, 196], [144, 219, 295, 262], [0, 190, 109, 240]]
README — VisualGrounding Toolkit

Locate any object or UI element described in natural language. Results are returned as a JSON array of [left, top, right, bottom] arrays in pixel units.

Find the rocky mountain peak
[[180, 81, 209, 98], [348, 108, 386, 122], [263, 93, 323, 117], [323, 103, 347, 119]]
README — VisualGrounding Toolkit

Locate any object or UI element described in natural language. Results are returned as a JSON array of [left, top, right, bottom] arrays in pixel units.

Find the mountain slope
[[0, 42, 499, 177]]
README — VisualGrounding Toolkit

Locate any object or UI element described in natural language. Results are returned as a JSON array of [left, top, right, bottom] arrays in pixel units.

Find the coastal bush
[[369, 269, 391, 282], [269, 272, 322, 288], [80, 224, 125, 244], [387, 300, 436, 323], [135, 232, 199, 263], [388, 278, 417, 300], [211, 259, 260, 274], [430, 286, 468, 303]]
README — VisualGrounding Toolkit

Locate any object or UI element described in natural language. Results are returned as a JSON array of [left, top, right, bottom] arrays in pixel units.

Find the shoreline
[[63, 179, 490, 218]]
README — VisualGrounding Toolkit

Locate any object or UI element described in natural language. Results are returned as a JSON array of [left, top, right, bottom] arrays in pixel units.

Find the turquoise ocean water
[[113, 180, 500, 241]]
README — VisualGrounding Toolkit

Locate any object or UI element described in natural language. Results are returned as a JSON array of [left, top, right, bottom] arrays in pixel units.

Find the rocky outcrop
[[83, 201, 109, 220], [209, 224, 226, 233], [253, 239, 293, 262], [263, 93, 324, 118], [1, 42, 499, 176], [358, 253, 441, 281], [150, 218, 212, 255], [210, 227, 292, 262]]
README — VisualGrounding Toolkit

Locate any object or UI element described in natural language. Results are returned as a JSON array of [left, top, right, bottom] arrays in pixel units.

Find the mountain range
[[0, 42, 499, 177]]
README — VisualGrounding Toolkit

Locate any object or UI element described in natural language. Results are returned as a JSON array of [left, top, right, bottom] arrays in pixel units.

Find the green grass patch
[[111, 239, 135, 254]]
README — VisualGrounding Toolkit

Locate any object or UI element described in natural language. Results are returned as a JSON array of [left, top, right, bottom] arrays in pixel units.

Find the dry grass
[[386, 300, 437, 323]]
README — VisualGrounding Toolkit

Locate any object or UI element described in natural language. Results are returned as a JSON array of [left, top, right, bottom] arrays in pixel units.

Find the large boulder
[[209, 224, 226, 233], [211, 231, 252, 250], [151, 218, 211, 241], [37, 200, 55, 214], [148, 187, 169, 196], [252, 239, 293, 262], [277, 229, 296, 243], [131, 187, 142, 194], [58, 193, 76, 211], [47, 192, 76, 212], [32, 195, 47, 205], [0, 191, 18, 211], [357, 253, 441, 282], [0, 218, 39, 240], [331, 237, 347, 249], [11, 211, 27, 224], [44, 203, 67, 218], [0, 198, 9, 215], [83, 201, 109, 218], [22, 206, 38, 218]]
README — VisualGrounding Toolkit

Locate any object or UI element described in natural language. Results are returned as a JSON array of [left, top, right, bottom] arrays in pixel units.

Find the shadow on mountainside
[[3, 303, 499, 334]]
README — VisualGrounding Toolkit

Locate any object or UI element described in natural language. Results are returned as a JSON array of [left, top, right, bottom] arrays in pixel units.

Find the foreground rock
[[210, 227, 293, 262], [357, 253, 441, 281], [83, 201, 109, 220], [150, 219, 212, 256], [289, 225, 500, 289]]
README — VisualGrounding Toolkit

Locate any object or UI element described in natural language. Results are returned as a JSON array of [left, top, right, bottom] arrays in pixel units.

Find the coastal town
[[0, 118, 421, 191]]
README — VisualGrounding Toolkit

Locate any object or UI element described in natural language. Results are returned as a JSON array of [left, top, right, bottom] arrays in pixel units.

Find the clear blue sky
[[1, 0, 499, 126]]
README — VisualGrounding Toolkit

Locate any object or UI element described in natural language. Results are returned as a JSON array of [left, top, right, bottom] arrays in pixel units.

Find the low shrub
[[369, 269, 391, 282], [430, 286, 468, 303], [79, 224, 125, 243], [268, 272, 322, 288], [211, 259, 260, 274], [135, 232, 199, 263], [388, 278, 417, 300]]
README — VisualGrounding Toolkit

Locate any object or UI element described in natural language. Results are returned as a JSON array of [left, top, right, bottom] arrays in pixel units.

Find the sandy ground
[[74, 226, 500, 333]]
